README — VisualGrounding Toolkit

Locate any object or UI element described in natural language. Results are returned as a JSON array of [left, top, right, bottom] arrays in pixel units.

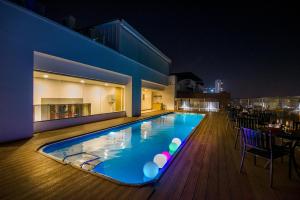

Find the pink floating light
[[162, 151, 171, 160]]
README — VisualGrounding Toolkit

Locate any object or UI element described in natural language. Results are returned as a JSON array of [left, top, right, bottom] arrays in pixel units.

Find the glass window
[[33, 71, 125, 122]]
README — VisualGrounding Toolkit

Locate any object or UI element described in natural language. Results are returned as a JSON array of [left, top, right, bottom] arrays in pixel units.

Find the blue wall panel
[[0, 1, 168, 142], [119, 27, 170, 75]]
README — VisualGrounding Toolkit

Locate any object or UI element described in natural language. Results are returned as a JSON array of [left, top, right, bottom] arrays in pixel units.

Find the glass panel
[[33, 71, 125, 122], [175, 99, 219, 112]]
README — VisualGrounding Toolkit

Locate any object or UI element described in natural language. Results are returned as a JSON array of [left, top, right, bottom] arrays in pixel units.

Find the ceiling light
[[80, 80, 85, 83], [43, 74, 49, 78], [104, 83, 108, 86]]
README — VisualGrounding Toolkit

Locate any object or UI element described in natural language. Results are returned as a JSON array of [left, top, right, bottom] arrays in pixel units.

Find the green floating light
[[169, 142, 179, 152], [169, 149, 176, 155]]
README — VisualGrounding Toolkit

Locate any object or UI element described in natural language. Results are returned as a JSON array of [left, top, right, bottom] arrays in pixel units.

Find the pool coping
[[37, 112, 206, 187]]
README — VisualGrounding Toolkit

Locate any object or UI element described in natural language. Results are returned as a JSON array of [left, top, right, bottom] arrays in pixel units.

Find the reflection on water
[[51, 127, 132, 163], [141, 121, 152, 140]]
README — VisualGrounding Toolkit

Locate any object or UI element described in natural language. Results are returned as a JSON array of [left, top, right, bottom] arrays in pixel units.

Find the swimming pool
[[39, 112, 204, 185]]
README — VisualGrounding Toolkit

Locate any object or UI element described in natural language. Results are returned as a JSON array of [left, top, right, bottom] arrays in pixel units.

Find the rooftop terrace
[[1, 111, 299, 199]]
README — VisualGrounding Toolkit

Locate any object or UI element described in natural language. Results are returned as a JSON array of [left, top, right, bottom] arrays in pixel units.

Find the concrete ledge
[[34, 111, 126, 133]]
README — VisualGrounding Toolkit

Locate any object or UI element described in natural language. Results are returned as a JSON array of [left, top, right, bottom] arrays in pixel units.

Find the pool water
[[40, 112, 204, 185]]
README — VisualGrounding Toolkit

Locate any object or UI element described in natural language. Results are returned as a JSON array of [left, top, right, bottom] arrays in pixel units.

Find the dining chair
[[234, 117, 242, 149], [226, 109, 237, 131], [293, 121, 300, 131], [234, 118, 259, 149], [239, 128, 291, 187]]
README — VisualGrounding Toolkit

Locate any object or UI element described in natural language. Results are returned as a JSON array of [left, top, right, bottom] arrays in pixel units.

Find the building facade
[[214, 79, 223, 93], [0, 1, 174, 142], [171, 72, 204, 94], [232, 96, 300, 111], [170, 73, 230, 112]]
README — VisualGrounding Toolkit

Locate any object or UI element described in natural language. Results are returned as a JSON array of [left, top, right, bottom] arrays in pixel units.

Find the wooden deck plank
[[178, 122, 211, 199], [1, 111, 300, 200]]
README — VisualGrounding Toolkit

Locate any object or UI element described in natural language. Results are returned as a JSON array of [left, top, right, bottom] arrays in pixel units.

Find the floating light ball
[[169, 142, 179, 152], [172, 138, 182, 146], [143, 161, 159, 178], [169, 150, 175, 155], [162, 151, 171, 160], [153, 154, 167, 168]]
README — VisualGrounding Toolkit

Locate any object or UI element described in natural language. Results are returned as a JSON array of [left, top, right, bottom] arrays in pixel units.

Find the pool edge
[[37, 112, 206, 187]]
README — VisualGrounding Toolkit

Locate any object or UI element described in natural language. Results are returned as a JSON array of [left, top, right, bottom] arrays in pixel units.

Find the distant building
[[203, 87, 215, 93], [232, 96, 300, 111], [170, 73, 230, 112], [170, 72, 204, 94], [215, 79, 223, 93]]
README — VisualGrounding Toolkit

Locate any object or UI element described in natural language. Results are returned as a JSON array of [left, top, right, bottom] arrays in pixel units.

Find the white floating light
[[172, 138, 182, 146], [143, 161, 159, 178], [153, 153, 167, 168]]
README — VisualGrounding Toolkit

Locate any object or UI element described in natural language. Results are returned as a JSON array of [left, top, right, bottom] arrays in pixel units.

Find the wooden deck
[[0, 112, 300, 200]]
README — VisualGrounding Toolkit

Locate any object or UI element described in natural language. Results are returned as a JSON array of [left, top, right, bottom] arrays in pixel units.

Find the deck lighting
[[143, 161, 159, 178], [153, 154, 167, 168], [162, 151, 171, 160], [169, 142, 179, 152], [172, 138, 182, 146]]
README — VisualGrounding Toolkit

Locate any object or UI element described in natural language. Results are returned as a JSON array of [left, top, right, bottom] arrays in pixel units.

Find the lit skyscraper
[[215, 79, 223, 93]]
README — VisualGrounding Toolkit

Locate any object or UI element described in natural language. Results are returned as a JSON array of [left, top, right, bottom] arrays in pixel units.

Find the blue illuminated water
[[41, 113, 204, 185]]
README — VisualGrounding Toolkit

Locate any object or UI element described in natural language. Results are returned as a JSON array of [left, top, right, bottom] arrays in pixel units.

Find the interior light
[[104, 83, 108, 86], [80, 80, 85, 83], [43, 74, 49, 78]]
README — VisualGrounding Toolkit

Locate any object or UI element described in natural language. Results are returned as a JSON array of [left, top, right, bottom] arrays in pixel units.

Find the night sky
[[24, 1, 300, 98]]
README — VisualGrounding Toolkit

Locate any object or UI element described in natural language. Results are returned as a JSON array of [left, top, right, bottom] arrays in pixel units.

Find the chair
[[234, 117, 259, 149], [239, 128, 291, 187], [292, 121, 300, 131], [226, 109, 237, 131], [234, 118, 242, 149]]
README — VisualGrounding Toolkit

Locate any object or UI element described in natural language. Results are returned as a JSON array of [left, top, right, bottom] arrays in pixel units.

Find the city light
[[180, 101, 189, 110]]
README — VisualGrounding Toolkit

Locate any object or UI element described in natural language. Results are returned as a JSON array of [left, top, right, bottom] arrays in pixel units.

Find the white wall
[[141, 88, 152, 110], [141, 77, 175, 111], [34, 77, 121, 121], [162, 86, 175, 110]]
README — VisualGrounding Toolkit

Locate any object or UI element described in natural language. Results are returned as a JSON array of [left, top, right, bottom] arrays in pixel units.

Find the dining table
[[260, 126, 300, 178]]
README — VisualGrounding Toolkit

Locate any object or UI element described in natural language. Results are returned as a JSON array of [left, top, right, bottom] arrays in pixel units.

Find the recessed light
[[80, 80, 85, 83], [43, 74, 49, 78]]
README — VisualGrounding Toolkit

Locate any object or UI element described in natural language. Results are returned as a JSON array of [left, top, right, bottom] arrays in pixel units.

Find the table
[[260, 127, 300, 178], [277, 130, 300, 178]]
